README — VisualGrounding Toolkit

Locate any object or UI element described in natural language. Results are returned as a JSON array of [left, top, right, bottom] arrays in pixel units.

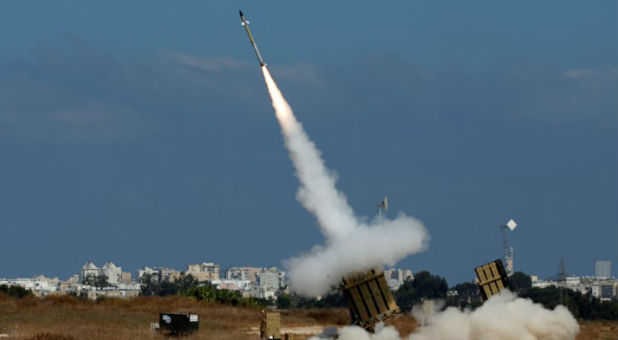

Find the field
[[0, 294, 349, 339], [0, 294, 615, 339]]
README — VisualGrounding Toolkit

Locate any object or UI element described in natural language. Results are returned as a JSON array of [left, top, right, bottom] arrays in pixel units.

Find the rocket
[[239, 10, 266, 67]]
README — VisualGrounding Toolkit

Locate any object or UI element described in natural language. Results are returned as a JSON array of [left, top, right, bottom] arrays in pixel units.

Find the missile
[[239, 10, 266, 67]]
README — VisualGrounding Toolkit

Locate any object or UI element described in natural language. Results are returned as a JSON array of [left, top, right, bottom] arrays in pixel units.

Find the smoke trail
[[262, 67, 357, 240], [261, 66, 430, 296], [260, 67, 579, 340], [309, 290, 580, 340]]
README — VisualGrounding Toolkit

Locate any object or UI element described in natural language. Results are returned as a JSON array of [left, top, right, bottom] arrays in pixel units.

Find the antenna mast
[[376, 196, 388, 224]]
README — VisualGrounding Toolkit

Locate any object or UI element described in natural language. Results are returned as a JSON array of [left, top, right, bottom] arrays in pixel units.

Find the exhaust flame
[[261, 66, 430, 296]]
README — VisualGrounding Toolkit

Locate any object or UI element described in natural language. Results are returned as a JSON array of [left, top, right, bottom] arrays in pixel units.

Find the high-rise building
[[384, 268, 414, 289], [101, 262, 122, 284], [187, 262, 220, 282], [80, 261, 122, 284], [121, 272, 132, 284], [257, 268, 284, 290], [226, 266, 262, 282], [80, 261, 100, 282], [595, 260, 611, 279], [385, 268, 413, 282], [137, 266, 159, 282]]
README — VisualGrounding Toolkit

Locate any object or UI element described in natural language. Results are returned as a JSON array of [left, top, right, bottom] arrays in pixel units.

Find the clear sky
[[1, 1, 616, 285]]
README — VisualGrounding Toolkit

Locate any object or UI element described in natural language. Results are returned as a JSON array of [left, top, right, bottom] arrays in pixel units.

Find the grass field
[[0, 294, 615, 339]]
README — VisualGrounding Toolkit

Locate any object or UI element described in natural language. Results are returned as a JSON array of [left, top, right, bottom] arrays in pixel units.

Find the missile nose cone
[[239, 10, 244, 17]]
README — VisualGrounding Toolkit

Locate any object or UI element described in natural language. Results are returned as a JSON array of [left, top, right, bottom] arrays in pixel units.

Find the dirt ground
[[0, 294, 349, 339], [0, 294, 615, 339], [576, 320, 618, 340]]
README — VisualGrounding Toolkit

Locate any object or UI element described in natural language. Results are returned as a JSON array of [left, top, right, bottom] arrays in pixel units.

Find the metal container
[[260, 311, 281, 339], [159, 313, 199, 335], [475, 259, 511, 301], [340, 268, 399, 329]]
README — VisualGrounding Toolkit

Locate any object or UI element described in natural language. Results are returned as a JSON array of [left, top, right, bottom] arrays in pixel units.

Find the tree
[[83, 274, 96, 287], [181, 283, 266, 308], [414, 271, 448, 300], [395, 271, 448, 311], [519, 286, 618, 320], [318, 291, 346, 308], [447, 282, 482, 309], [598, 300, 618, 320], [0, 284, 33, 298], [277, 294, 293, 309], [139, 273, 160, 296], [94, 274, 110, 289], [453, 282, 479, 301], [509, 272, 531, 293], [82, 274, 110, 289], [176, 273, 199, 292]]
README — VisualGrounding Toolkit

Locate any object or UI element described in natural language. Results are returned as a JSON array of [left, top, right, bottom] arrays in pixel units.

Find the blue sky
[[0, 1, 616, 285]]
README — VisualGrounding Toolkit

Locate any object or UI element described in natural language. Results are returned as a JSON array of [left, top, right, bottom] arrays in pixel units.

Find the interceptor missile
[[239, 10, 266, 67]]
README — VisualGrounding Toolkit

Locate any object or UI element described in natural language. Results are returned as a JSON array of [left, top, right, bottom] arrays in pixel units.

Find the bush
[[181, 283, 266, 308], [395, 271, 448, 311], [0, 284, 33, 298], [520, 286, 618, 321]]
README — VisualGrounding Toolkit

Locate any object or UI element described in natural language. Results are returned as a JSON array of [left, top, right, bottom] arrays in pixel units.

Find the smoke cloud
[[261, 67, 430, 296], [261, 66, 579, 339], [310, 290, 580, 340]]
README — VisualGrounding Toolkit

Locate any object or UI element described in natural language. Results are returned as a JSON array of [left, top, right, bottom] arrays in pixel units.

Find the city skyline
[[2, 258, 614, 285]]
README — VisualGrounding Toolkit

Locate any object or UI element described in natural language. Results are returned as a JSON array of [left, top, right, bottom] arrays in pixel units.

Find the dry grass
[[0, 294, 348, 339], [386, 313, 418, 338], [1, 294, 615, 339], [576, 320, 618, 340]]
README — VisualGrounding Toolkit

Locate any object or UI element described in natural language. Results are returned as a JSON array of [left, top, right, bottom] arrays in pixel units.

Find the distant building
[[66, 274, 80, 284], [121, 272, 132, 284], [385, 268, 413, 282], [592, 280, 618, 301], [257, 268, 284, 290], [101, 262, 122, 284], [384, 268, 413, 289], [595, 261, 612, 279], [137, 266, 180, 283], [80, 261, 122, 285], [81, 262, 100, 282], [160, 268, 181, 282], [81, 284, 141, 300], [226, 266, 262, 283], [137, 266, 159, 281], [187, 262, 220, 282], [211, 279, 251, 291]]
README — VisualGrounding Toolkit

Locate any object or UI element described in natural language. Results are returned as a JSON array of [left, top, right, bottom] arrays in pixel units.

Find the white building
[[257, 269, 281, 290], [138, 266, 159, 281], [80, 261, 122, 285], [591, 280, 618, 301], [80, 261, 100, 282], [257, 272, 277, 290], [137, 266, 180, 283], [384, 268, 414, 289], [101, 262, 122, 284], [187, 262, 220, 281], [226, 266, 262, 282], [0, 276, 61, 296], [595, 261, 612, 279], [211, 279, 251, 291]]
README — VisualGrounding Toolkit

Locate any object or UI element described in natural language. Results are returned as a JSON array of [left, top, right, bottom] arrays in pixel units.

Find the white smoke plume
[[261, 66, 430, 296], [309, 290, 580, 340]]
